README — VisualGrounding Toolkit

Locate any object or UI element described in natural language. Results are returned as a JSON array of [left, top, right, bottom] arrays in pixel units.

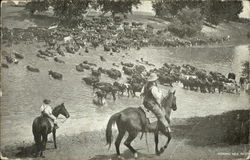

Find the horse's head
[[162, 90, 177, 111], [52, 103, 70, 118]]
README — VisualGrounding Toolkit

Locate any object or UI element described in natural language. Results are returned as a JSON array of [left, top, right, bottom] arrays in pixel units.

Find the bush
[[97, 0, 141, 17], [52, 0, 92, 27], [25, 0, 50, 15], [168, 7, 203, 37]]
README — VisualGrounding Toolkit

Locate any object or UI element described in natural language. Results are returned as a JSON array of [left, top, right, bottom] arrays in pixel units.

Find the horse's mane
[[53, 103, 63, 110], [52, 103, 64, 116]]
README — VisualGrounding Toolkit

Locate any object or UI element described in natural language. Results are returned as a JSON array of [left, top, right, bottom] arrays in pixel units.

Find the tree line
[[25, 0, 244, 36], [25, 0, 141, 26], [152, 0, 243, 25]]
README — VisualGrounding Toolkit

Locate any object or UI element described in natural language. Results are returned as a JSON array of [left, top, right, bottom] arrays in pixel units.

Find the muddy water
[[1, 43, 249, 147]]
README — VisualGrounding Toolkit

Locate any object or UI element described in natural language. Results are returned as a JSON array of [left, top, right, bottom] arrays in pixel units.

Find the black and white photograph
[[0, 0, 250, 159]]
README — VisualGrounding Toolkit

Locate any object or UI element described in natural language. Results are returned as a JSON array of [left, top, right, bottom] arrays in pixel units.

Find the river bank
[[1, 110, 249, 160]]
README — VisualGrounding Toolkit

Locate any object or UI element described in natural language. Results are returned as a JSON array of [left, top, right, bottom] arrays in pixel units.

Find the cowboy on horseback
[[40, 99, 59, 129], [141, 73, 171, 132]]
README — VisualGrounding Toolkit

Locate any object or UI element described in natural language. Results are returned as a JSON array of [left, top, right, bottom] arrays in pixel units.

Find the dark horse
[[32, 103, 70, 157], [106, 90, 177, 158]]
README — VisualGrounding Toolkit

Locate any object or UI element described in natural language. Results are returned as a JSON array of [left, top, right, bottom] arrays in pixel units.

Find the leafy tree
[[97, 0, 141, 17], [242, 61, 250, 80], [203, 0, 242, 25], [25, 0, 50, 15], [152, 0, 243, 25], [152, 0, 203, 18], [168, 7, 203, 37], [52, 0, 92, 27]]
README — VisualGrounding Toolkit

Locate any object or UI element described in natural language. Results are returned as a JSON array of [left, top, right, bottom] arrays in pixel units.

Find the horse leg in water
[[112, 92, 116, 101], [115, 126, 126, 156], [53, 129, 57, 149], [124, 131, 139, 158], [133, 90, 136, 97]]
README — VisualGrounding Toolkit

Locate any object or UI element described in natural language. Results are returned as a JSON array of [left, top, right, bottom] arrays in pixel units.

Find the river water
[[1, 43, 249, 147]]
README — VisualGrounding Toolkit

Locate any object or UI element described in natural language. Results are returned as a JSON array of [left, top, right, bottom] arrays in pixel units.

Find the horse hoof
[[156, 151, 161, 156], [134, 152, 138, 158], [117, 155, 124, 160], [159, 147, 164, 154]]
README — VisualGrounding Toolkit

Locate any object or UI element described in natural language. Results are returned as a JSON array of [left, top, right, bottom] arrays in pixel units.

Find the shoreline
[[1, 109, 249, 160]]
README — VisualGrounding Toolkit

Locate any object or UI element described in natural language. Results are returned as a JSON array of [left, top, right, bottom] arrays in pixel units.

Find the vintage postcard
[[1, 0, 249, 160]]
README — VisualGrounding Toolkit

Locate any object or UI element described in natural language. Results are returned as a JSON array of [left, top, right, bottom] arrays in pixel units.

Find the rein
[[57, 117, 68, 123]]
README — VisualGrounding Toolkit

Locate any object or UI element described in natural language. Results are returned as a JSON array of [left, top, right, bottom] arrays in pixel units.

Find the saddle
[[139, 106, 157, 123], [138, 106, 157, 133], [41, 114, 55, 130]]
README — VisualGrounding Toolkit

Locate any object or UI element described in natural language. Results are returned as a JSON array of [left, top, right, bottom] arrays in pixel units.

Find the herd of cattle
[[2, 37, 242, 105], [2, 16, 231, 53], [1, 16, 242, 105], [81, 61, 242, 103]]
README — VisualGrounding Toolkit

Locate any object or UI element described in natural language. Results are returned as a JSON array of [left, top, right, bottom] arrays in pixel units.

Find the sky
[[134, 0, 250, 19], [239, 0, 250, 19]]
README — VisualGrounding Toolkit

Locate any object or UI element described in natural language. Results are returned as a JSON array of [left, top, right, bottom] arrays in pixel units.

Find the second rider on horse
[[141, 73, 171, 132], [40, 99, 59, 129]]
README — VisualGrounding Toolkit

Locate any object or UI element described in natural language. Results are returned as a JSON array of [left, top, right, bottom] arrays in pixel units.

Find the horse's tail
[[32, 118, 42, 153], [106, 113, 121, 149], [33, 132, 42, 146]]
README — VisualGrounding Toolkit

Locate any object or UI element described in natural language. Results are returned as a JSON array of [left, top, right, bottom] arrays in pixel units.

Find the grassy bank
[[1, 110, 249, 159]]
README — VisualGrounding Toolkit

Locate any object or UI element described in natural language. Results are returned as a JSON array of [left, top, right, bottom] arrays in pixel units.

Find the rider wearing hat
[[40, 99, 59, 129], [141, 73, 171, 132]]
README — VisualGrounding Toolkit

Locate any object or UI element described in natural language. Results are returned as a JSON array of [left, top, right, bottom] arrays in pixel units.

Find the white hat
[[147, 73, 159, 82]]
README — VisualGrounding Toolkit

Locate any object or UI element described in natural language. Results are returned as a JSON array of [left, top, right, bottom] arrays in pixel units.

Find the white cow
[[48, 25, 58, 30], [223, 82, 239, 93], [63, 36, 75, 45]]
